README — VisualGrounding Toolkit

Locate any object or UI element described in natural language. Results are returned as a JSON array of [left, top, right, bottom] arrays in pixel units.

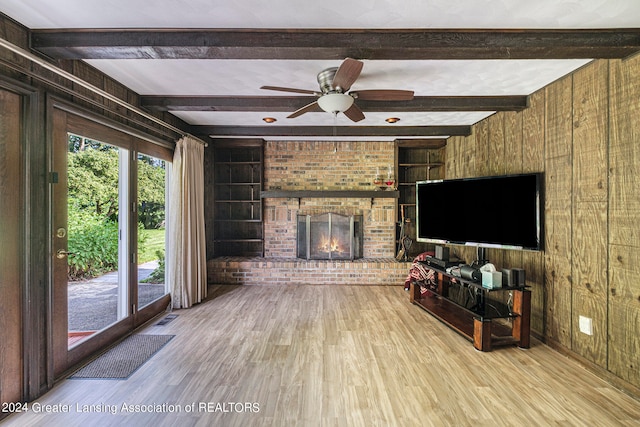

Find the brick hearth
[[207, 257, 411, 286]]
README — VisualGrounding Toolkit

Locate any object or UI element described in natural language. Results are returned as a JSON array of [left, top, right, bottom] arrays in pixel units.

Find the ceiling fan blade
[[261, 85, 318, 95], [331, 58, 363, 92], [287, 101, 322, 118], [343, 103, 365, 122], [350, 90, 415, 101]]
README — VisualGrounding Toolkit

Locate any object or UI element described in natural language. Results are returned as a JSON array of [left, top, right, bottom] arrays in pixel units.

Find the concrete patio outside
[[68, 260, 166, 343]]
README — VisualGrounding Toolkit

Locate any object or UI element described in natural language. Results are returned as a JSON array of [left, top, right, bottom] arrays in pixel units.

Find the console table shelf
[[409, 265, 531, 351]]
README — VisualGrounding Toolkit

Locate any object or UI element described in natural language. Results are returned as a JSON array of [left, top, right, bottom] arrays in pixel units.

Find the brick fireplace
[[207, 140, 410, 286], [296, 213, 363, 260]]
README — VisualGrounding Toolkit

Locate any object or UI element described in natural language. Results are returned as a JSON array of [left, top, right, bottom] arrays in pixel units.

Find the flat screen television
[[416, 173, 543, 251]]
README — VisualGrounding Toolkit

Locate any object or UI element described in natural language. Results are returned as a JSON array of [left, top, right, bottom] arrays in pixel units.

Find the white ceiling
[[2, 0, 639, 140]]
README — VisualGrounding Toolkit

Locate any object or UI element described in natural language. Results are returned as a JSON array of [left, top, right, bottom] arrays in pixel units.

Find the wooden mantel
[[260, 190, 399, 199]]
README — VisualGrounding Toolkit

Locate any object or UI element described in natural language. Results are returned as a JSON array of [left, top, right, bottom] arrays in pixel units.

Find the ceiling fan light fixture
[[262, 117, 277, 123], [386, 117, 401, 123], [317, 93, 354, 114]]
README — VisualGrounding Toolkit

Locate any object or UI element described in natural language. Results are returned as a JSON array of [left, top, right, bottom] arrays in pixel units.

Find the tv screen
[[416, 173, 543, 251]]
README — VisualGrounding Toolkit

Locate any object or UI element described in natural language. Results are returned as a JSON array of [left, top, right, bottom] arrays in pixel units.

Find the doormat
[[69, 334, 174, 380]]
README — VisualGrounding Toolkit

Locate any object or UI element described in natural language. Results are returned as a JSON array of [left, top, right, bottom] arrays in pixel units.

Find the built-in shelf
[[213, 142, 264, 257], [260, 190, 399, 199], [396, 143, 446, 257]]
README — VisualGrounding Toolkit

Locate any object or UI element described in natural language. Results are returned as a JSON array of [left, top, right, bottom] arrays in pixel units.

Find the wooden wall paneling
[[609, 56, 640, 160], [608, 142, 640, 247], [461, 134, 476, 179], [608, 245, 640, 385], [571, 203, 608, 366], [570, 59, 609, 366], [609, 56, 640, 248], [0, 17, 30, 81], [487, 113, 505, 176], [444, 135, 459, 179], [545, 75, 574, 159], [103, 78, 130, 121], [544, 75, 574, 347], [457, 136, 471, 179], [544, 155, 573, 257], [608, 54, 640, 388], [572, 293, 608, 364], [543, 187, 573, 346], [23, 88, 48, 401], [30, 61, 74, 93], [543, 252, 572, 345], [474, 119, 490, 177], [572, 60, 608, 203], [521, 90, 545, 173], [522, 251, 545, 335], [610, 173, 637, 242], [71, 61, 104, 110], [519, 89, 546, 336], [504, 111, 524, 174], [607, 302, 640, 386], [463, 134, 476, 179], [573, 145, 608, 201], [443, 137, 454, 178], [571, 203, 607, 299], [0, 88, 24, 406]]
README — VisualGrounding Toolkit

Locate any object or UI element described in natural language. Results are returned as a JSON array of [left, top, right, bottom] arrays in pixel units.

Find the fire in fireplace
[[297, 213, 363, 260]]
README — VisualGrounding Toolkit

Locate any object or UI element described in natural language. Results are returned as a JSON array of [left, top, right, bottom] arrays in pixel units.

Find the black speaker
[[460, 265, 481, 281], [435, 245, 450, 261], [502, 268, 525, 286]]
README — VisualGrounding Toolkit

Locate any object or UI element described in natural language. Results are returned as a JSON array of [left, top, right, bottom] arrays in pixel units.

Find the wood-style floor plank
[[4, 284, 640, 426]]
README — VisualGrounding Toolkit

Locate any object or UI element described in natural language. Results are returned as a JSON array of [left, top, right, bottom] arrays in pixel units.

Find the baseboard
[[545, 337, 640, 401]]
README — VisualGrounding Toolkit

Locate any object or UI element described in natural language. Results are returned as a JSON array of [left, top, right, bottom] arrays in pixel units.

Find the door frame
[[48, 98, 172, 379]]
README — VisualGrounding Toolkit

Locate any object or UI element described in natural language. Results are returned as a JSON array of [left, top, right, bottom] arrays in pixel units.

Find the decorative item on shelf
[[373, 167, 385, 190], [385, 167, 396, 190]]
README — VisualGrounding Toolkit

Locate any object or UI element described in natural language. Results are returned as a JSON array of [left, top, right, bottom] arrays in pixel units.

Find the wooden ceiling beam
[[191, 125, 471, 137], [32, 29, 640, 60], [141, 95, 529, 112]]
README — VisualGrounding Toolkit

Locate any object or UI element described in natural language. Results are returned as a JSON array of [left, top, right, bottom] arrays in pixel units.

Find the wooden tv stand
[[409, 264, 531, 351]]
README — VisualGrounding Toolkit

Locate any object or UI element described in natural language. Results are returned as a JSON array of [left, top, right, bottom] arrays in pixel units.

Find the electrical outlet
[[579, 315, 593, 336]]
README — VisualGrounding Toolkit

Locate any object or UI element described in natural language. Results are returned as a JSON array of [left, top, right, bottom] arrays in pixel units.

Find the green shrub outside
[[67, 202, 147, 280], [141, 250, 165, 284], [65, 136, 165, 282]]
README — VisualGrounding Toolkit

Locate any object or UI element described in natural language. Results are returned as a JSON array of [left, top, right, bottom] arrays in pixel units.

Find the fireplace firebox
[[297, 213, 363, 260]]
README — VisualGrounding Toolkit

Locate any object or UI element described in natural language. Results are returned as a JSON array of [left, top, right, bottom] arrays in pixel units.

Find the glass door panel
[[66, 134, 128, 348], [137, 153, 167, 309]]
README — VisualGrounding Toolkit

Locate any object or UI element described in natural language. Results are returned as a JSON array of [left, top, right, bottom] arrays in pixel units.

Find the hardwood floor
[[5, 285, 640, 426]]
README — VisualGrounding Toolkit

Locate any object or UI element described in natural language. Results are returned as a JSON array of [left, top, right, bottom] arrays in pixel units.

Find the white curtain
[[167, 135, 207, 308]]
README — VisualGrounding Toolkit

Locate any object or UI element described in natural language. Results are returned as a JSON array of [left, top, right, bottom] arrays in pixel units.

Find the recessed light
[[263, 117, 277, 123], [386, 117, 400, 123]]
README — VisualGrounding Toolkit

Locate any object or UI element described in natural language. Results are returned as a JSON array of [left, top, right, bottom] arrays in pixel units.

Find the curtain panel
[[168, 135, 207, 308]]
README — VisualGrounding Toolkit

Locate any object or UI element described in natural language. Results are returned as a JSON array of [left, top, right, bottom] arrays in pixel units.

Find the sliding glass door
[[51, 106, 172, 378]]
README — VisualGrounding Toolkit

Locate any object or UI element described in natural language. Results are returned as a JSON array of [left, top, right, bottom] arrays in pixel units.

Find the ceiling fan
[[260, 58, 414, 122]]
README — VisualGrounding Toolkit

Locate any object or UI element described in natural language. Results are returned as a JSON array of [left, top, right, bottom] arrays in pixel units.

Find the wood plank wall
[[444, 56, 640, 391], [609, 56, 640, 387], [0, 87, 23, 406]]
